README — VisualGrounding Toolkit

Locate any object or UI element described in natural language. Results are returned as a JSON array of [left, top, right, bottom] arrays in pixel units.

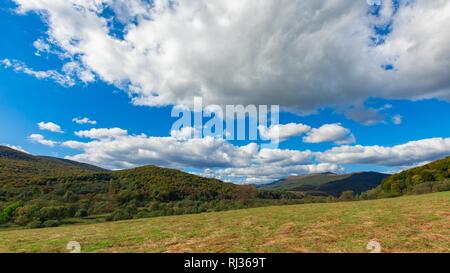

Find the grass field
[[0, 192, 449, 253]]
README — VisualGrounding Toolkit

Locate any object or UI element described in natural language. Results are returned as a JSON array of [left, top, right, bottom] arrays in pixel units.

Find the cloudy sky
[[1, 0, 450, 183]]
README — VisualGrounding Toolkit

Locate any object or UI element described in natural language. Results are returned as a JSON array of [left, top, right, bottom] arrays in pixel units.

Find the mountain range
[[258, 172, 390, 197], [0, 145, 448, 229], [0, 145, 302, 228]]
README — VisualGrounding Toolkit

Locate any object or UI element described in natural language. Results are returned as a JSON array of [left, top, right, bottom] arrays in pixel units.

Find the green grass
[[0, 192, 449, 253]]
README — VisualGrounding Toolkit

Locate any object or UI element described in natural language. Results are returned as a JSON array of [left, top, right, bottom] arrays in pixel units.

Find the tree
[[339, 191, 355, 201], [0, 201, 23, 223], [13, 204, 42, 226], [390, 182, 402, 196], [75, 209, 88, 218]]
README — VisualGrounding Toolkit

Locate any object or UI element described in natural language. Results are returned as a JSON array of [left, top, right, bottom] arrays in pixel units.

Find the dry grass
[[0, 192, 449, 253]]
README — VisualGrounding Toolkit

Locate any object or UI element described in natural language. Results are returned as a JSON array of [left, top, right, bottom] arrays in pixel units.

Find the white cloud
[[317, 138, 450, 167], [202, 163, 342, 184], [258, 123, 311, 143], [28, 134, 58, 147], [62, 62, 96, 83], [304, 123, 356, 145], [2, 58, 75, 87], [8, 0, 450, 116], [38, 121, 64, 133], [72, 117, 97, 125], [33, 38, 50, 56], [63, 134, 262, 170], [392, 114, 402, 125], [2, 144, 29, 154], [62, 127, 328, 181], [170, 126, 197, 140], [75, 128, 128, 139], [61, 126, 450, 183], [1, 59, 12, 67]]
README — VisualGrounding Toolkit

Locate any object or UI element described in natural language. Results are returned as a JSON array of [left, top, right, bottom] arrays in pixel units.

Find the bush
[[412, 183, 433, 195], [339, 191, 355, 201], [111, 209, 133, 221], [27, 219, 42, 229], [75, 209, 88, 218], [0, 201, 23, 223], [432, 180, 450, 193], [359, 192, 368, 200], [39, 206, 69, 221], [43, 220, 60, 228], [13, 204, 42, 226]]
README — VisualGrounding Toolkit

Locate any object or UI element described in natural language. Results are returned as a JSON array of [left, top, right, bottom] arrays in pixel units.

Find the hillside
[[260, 172, 390, 197], [0, 191, 448, 253], [369, 157, 450, 198], [2, 145, 448, 230], [0, 145, 106, 186], [0, 146, 303, 228]]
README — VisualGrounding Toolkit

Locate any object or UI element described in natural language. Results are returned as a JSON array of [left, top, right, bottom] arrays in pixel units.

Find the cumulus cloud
[[62, 62, 96, 83], [72, 117, 97, 125], [38, 121, 64, 133], [59, 125, 450, 183], [75, 128, 128, 139], [258, 123, 311, 143], [201, 163, 342, 184], [8, 0, 450, 116], [170, 126, 197, 140], [28, 134, 58, 147], [61, 127, 333, 181], [63, 134, 263, 170], [303, 123, 356, 145], [317, 138, 450, 167]]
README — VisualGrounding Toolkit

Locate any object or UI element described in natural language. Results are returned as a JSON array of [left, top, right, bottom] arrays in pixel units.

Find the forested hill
[[2, 145, 448, 229], [379, 156, 450, 196], [0, 146, 302, 229], [0, 145, 106, 186]]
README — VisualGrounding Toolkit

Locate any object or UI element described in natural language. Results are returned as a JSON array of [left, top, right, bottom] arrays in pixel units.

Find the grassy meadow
[[0, 192, 448, 253]]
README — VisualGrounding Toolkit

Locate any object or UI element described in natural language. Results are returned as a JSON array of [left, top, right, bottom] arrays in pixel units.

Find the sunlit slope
[[0, 191, 448, 253]]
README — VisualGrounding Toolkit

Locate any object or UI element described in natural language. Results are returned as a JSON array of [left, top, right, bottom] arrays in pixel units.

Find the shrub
[[43, 220, 60, 228], [339, 191, 355, 201], [27, 219, 42, 229], [39, 206, 69, 221], [359, 192, 368, 200], [13, 204, 42, 226], [111, 209, 133, 221], [75, 209, 88, 218], [432, 180, 450, 193], [0, 201, 23, 223], [412, 183, 433, 195]]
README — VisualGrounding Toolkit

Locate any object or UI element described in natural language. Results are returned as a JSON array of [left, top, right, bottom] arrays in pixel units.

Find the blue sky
[[1, 0, 450, 183]]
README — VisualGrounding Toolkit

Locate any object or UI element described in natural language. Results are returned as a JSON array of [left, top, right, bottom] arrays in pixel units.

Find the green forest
[[360, 156, 450, 200], [0, 146, 449, 229], [0, 146, 308, 228]]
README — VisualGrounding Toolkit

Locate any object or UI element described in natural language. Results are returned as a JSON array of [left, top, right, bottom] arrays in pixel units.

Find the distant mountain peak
[[259, 171, 390, 197], [321, 172, 338, 175]]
